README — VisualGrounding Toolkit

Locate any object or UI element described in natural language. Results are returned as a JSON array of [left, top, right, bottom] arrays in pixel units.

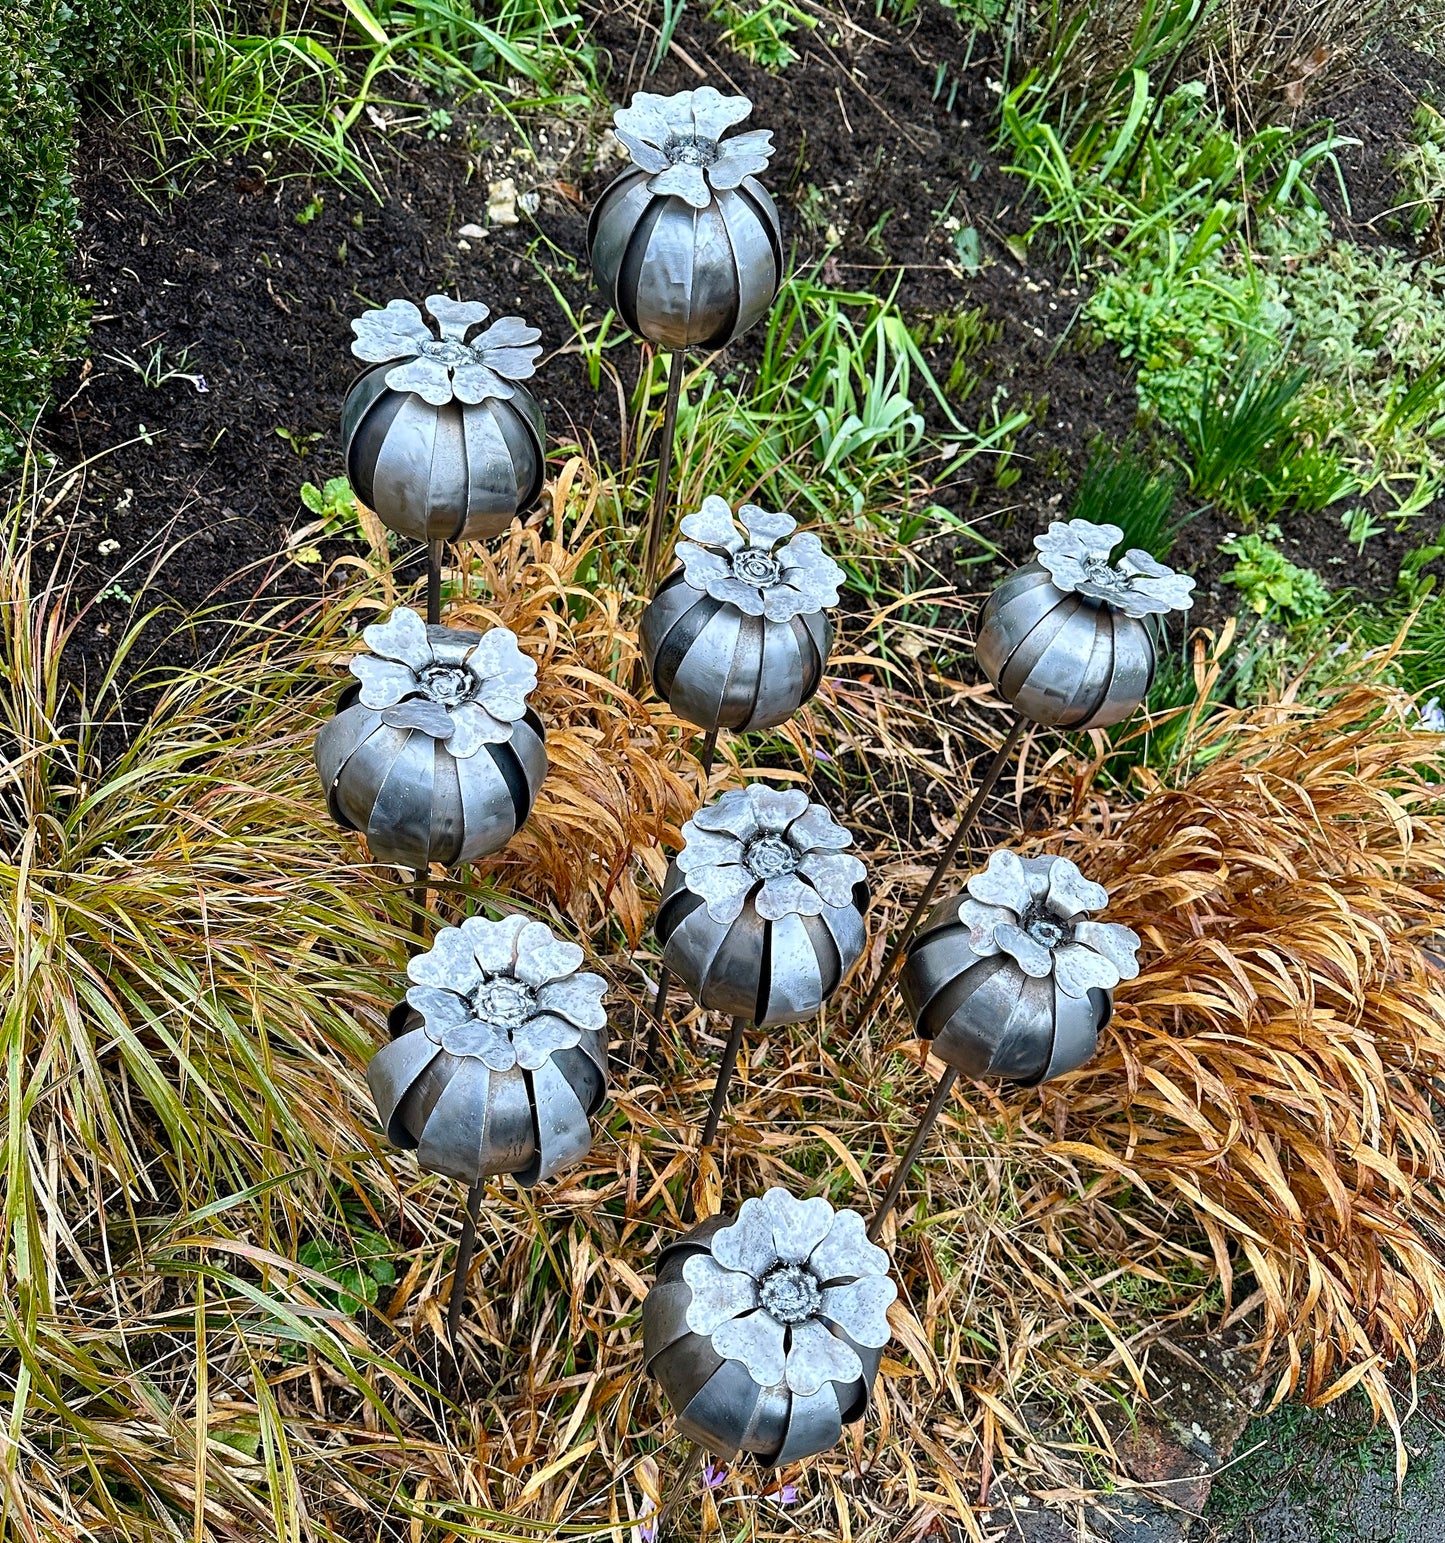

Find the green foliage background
[[0, 0, 185, 471]]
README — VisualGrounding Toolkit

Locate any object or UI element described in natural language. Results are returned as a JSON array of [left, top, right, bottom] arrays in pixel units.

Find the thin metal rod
[[408, 866, 429, 955], [426, 539, 443, 626], [682, 1015, 748, 1224], [855, 713, 1027, 1027], [641, 356, 683, 595], [644, 966, 671, 1066], [867, 1067, 959, 1243], [698, 726, 719, 779], [446, 1175, 486, 1351]]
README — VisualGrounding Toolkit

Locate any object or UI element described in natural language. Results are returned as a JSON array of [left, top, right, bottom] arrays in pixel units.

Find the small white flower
[[613, 87, 774, 210], [349, 606, 537, 759], [350, 295, 541, 407], [675, 495, 844, 623], [1418, 697, 1445, 733], [681, 1188, 896, 1395], [1034, 519, 1195, 619], [676, 784, 865, 924], [406, 914, 607, 1074]]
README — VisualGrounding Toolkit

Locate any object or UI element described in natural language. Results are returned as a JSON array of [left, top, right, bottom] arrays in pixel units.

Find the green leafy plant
[[1219, 527, 1333, 624], [1390, 98, 1445, 250], [298, 1226, 396, 1315], [301, 474, 360, 533], [707, 0, 811, 70]]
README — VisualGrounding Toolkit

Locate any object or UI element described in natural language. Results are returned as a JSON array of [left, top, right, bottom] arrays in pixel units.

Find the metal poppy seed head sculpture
[[342, 295, 546, 543], [900, 850, 1141, 1085], [368, 914, 608, 1186], [976, 520, 1196, 730], [643, 1187, 896, 1464], [315, 607, 546, 870], [589, 88, 783, 351], [654, 785, 868, 1027], [640, 497, 843, 734]]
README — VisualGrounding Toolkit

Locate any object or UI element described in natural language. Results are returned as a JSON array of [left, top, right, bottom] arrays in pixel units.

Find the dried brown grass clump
[[346, 459, 702, 945], [1037, 659, 1445, 1432]]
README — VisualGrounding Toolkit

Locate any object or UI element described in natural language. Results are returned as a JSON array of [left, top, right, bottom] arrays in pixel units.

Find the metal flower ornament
[[856, 518, 1193, 1031], [342, 294, 546, 564], [868, 850, 1140, 1242], [642, 497, 844, 744], [368, 913, 608, 1340], [977, 519, 1197, 731], [643, 1188, 896, 1464], [314, 606, 546, 872], [589, 86, 784, 588], [653, 784, 868, 1213]]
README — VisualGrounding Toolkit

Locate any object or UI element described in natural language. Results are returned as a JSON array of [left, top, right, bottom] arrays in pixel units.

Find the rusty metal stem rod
[[867, 1066, 959, 1243], [681, 1014, 748, 1225], [641, 356, 683, 595], [855, 714, 1027, 1027], [426, 539, 443, 626], [446, 1175, 486, 1351]]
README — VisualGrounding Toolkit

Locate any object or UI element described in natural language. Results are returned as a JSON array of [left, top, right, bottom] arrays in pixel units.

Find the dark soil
[[35, 4, 1445, 698]]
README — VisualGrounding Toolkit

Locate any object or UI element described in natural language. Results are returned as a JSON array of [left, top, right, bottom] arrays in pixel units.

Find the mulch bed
[[35, 4, 1445, 691]]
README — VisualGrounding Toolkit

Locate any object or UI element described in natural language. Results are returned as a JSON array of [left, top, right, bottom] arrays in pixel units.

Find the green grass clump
[[708, 0, 812, 70], [1068, 437, 1183, 557]]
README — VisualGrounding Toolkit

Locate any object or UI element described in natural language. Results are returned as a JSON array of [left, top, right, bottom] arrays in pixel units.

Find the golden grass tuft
[[1031, 652, 1445, 1438]]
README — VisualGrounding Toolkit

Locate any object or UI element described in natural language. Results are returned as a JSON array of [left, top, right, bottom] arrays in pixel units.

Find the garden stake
[[869, 851, 1143, 1240], [426, 538, 443, 626], [857, 519, 1196, 1031], [866, 1066, 959, 1243], [643, 724, 719, 1067], [446, 1175, 486, 1350], [854, 713, 1026, 1029], [680, 1013, 748, 1225], [641, 1186, 897, 1466], [641, 356, 683, 595]]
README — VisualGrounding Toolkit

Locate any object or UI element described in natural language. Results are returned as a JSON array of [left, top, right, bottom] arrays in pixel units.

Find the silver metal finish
[[640, 497, 842, 734], [899, 850, 1141, 1085], [343, 295, 546, 543], [314, 606, 547, 870], [367, 914, 609, 1187], [642, 1187, 897, 1464], [589, 89, 783, 351], [654, 785, 868, 1027], [976, 521, 1196, 730]]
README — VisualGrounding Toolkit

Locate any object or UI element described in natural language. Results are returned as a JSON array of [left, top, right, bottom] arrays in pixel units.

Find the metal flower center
[[731, 547, 782, 588], [744, 834, 799, 881], [1022, 903, 1070, 951], [1078, 551, 1131, 597], [471, 976, 535, 1027], [420, 663, 476, 707], [421, 338, 476, 367], [758, 1263, 821, 1325], [665, 133, 719, 167]]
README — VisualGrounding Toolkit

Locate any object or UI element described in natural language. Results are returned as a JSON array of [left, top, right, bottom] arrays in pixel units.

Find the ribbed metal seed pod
[[654, 784, 867, 1027], [640, 496, 842, 734], [976, 519, 1196, 729], [642, 1187, 896, 1464], [367, 914, 608, 1187], [342, 295, 546, 543], [589, 87, 782, 351], [315, 607, 546, 870], [899, 850, 1141, 1086]]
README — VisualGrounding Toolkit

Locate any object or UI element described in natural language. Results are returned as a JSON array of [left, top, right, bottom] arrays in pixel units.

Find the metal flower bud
[[640, 497, 843, 734], [654, 785, 867, 1027], [342, 295, 546, 543], [900, 850, 1140, 1085], [315, 606, 546, 870], [642, 1187, 896, 1464], [976, 519, 1196, 729], [368, 914, 608, 1187], [589, 87, 783, 351]]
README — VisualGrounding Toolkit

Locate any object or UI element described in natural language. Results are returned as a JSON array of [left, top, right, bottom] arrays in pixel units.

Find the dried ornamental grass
[[1031, 658, 1445, 1438]]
